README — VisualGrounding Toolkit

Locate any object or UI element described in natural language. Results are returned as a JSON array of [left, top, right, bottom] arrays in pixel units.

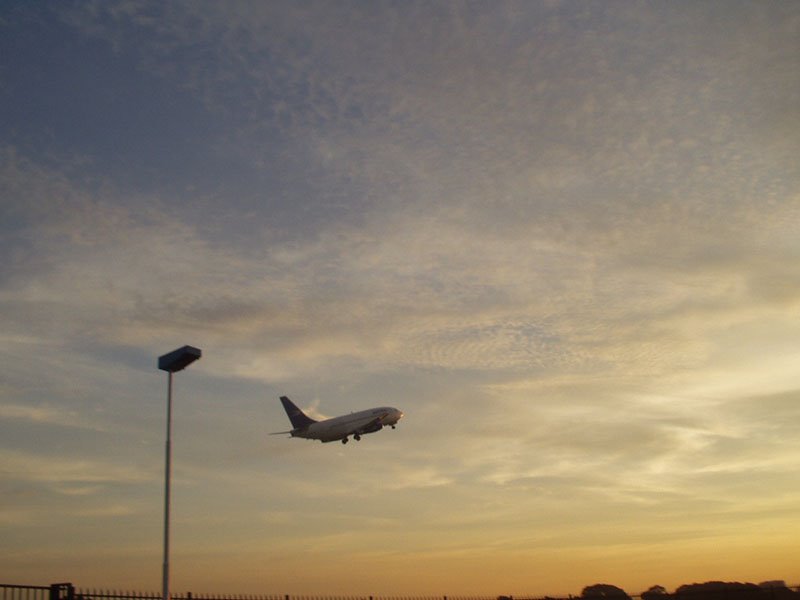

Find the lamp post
[[158, 345, 202, 600]]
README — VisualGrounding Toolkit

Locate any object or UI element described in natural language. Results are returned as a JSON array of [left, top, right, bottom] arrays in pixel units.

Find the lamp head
[[158, 346, 202, 372]]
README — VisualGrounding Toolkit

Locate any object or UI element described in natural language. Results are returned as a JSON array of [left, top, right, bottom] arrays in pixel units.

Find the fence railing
[[3, 583, 799, 600], [0, 584, 51, 600], [76, 593, 496, 600], [0, 587, 504, 600]]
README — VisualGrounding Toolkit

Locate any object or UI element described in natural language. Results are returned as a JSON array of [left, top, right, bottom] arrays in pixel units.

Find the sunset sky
[[1, 1, 799, 596]]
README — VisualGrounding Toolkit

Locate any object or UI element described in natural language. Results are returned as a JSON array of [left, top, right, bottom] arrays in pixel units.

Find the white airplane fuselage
[[275, 396, 403, 444], [296, 407, 403, 442]]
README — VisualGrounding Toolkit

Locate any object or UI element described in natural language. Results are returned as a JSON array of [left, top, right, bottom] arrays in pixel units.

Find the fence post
[[50, 584, 74, 600]]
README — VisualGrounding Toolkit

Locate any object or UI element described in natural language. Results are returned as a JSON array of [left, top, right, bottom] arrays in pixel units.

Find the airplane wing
[[354, 417, 384, 435]]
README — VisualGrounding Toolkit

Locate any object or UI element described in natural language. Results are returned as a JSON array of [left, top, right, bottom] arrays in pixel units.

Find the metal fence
[[76, 592, 495, 600], [0, 584, 51, 600], [3, 583, 798, 600], [0, 587, 501, 600]]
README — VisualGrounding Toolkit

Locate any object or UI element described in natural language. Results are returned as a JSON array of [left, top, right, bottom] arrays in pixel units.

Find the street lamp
[[158, 345, 202, 600]]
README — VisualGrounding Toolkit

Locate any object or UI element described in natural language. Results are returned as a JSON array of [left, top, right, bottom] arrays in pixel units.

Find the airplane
[[272, 395, 403, 444]]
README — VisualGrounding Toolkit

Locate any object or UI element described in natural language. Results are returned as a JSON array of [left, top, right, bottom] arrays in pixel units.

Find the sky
[[1, 0, 799, 596]]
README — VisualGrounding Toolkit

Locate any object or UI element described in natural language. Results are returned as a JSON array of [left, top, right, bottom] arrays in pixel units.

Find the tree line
[[581, 581, 798, 600]]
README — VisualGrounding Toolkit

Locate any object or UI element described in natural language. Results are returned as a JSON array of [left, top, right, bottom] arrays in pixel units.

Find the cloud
[[2, 3, 800, 591], [1, 449, 151, 485], [0, 402, 90, 428]]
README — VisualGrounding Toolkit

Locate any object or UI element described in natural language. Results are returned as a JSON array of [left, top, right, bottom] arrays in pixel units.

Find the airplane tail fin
[[279, 395, 317, 429]]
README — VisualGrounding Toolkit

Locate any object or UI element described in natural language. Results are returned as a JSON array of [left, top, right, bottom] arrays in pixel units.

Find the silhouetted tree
[[643, 586, 670, 600], [581, 584, 632, 600], [757, 582, 799, 600], [676, 581, 765, 600]]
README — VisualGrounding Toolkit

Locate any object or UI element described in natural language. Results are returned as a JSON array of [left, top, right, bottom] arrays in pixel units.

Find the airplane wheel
[[342, 438, 348, 444], [354, 434, 361, 441]]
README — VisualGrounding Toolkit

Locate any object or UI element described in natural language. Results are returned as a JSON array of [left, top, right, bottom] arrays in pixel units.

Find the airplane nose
[[381, 409, 403, 424]]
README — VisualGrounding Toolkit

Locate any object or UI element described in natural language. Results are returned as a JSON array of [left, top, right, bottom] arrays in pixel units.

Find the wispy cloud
[[2, 0, 799, 593], [1, 449, 152, 485]]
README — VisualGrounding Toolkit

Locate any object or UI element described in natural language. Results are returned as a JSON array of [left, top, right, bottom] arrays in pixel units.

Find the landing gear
[[391, 425, 396, 429], [354, 434, 361, 441], [341, 437, 348, 444]]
